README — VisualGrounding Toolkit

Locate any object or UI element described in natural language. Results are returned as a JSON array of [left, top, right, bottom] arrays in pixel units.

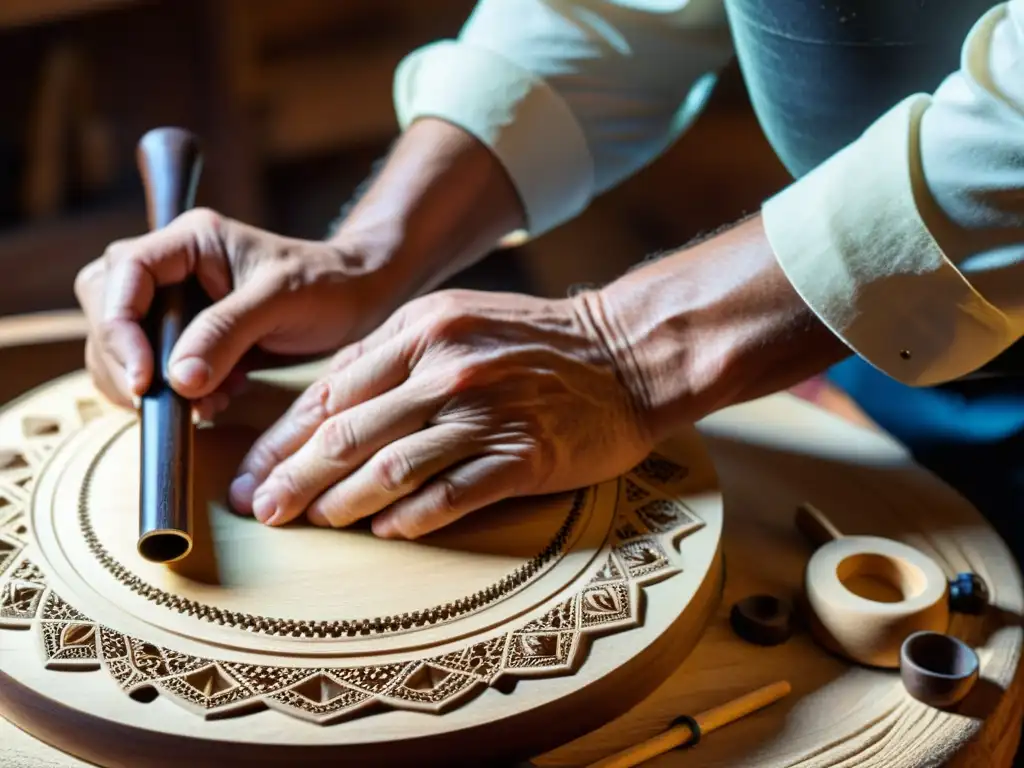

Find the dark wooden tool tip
[[729, 594, 794, 646], [136, 127, 203, 565]]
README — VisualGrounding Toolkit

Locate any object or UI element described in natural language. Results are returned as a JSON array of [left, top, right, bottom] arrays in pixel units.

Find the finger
[[306, 422, 480, 528], [77, 256, 152, 400], [99, 210, 232, 396], [85, 336, 131, 407], [229, 334, 413, 512], [371, 454, 530, 540], [250, 381, 442, 527], [165, 274, 285, 399], [191, 392, 231, 424]]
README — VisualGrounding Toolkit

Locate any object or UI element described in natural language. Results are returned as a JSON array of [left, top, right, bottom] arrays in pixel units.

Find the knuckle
[[300, 379, 336, 422], [245, 441, 283, 479], [435, 476, 461, 516], [315, 416, 359, 463], [180, 207, 222, 232], [95, 319, 123, 351], [374, 450, 416, 494], [73, 260, 104, 303], [449, 360, 492, 394], [267, 466, 301, 502]]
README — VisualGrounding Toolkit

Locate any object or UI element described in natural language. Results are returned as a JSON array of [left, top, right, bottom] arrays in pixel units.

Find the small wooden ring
[[804, 535, 949, 668], [729, 594, 794, 646], [900, 631, 979, 708]]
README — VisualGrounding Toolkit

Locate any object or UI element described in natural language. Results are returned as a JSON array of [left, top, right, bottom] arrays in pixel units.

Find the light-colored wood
[[804, 534, 951, 669], [0, 319, 1021, 767], [0, 364, 723, 767], [795, 502, 844, 547], [588, 681, 792, 768], [796, 498, 951, 669]]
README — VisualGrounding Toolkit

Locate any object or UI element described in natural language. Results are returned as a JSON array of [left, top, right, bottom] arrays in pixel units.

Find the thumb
[[167, 277, 282, 398]]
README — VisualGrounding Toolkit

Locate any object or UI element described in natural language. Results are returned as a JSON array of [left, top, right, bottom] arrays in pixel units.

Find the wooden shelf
[[0, 0, 142, 29], [0, 203, 145, 315]]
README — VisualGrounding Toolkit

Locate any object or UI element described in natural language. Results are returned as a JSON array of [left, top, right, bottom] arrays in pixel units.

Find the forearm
[[581, 215, 849, 442], [328, 117, 525, 306]]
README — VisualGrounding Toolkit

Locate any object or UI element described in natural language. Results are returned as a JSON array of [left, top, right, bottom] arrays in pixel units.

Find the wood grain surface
[[0, 316, 1022, 767]]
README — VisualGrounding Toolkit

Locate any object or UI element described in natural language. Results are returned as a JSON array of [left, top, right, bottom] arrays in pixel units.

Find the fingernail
[[252, 488, 278, 524], [229, 473, 257, 512], [127, 366, 146, 395], [131, 395, 141, 411], [170, 358, 211, 390], [372, 515, 398, 539]]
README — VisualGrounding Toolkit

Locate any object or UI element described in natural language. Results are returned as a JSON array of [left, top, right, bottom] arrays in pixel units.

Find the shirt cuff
[[762, 95, 1016, 387], [394, 40, 595, 238]]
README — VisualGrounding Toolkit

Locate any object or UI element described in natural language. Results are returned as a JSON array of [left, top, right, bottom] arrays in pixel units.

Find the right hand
[[75, 208, 399, 418]]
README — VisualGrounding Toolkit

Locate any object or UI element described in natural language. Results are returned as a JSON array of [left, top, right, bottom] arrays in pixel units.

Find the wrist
[[329, 117, 525, 301], [581, 215, 849, 441]]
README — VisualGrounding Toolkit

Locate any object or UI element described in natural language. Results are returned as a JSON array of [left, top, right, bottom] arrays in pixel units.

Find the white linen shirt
[[393, 0, 1024, 387]]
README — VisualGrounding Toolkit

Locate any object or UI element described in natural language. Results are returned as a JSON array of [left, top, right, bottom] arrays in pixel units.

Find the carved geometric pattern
[[623, 479, 650, 503], [632, 453, 689, 487], [76, 421, 587, 640], [635, 499, 700, 535], [0, 578, 45, 622], [617, 536, 674, 582], [0, 537, 23, 580], [0, 397, 706, 725], [41, 621, 101, 669], [579, 581, 632, 629]]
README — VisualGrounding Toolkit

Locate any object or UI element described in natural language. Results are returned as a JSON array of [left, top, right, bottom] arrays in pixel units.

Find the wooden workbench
[[0, 312, 1021, 767]]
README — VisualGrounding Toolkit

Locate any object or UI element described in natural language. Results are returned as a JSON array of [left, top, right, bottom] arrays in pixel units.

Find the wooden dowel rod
[[795, 502, 844, 547], [586, 681, 792, 768]]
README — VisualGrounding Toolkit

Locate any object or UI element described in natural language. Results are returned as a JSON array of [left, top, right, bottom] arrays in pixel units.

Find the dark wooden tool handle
[[136, 127, 203, 564]]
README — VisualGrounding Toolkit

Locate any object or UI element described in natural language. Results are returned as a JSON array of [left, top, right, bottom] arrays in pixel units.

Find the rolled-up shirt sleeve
[[763, 1, 1024, 386], [393, 0, 733, 237]]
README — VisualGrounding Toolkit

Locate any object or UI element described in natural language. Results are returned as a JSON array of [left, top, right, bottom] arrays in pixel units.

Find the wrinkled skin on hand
[[229, 289, 655, 540], [73, 208, 395, 420]]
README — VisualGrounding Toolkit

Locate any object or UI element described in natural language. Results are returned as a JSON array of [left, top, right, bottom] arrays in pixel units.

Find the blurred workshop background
[[2, 0, 860, 415]]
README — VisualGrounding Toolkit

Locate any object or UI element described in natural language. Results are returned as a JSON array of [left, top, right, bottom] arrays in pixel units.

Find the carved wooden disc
[[0, 368, 724, 767]]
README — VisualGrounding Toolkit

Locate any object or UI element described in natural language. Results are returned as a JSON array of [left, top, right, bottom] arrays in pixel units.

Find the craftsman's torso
[[724, 0, 1024, 557]]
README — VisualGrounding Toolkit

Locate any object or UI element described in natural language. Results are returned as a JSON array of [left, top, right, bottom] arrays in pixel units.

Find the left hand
[[228, 289, 654, 539]]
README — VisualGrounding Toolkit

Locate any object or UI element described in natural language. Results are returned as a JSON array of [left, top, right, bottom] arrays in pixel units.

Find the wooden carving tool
[[586, 681, 792, 768], [135, 127, 203, 564]]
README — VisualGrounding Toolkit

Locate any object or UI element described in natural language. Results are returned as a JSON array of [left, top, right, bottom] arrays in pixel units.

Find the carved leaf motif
[[632, 454, 689, 486], [133, 643, 168, 676], [519, 634, 558, 658], [584, 587, 621, 615], [623, 546, 659, 567], [624, 479, 650, 503], [9, 583, 43, 613], [60, 623, 96, 649]]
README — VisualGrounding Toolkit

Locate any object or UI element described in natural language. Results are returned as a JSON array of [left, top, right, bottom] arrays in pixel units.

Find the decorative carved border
[[78, 421, 587, 639], [0, 400, 705, 724]]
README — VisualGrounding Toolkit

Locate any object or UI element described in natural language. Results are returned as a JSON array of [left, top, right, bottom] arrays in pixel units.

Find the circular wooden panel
[[0, 369, 723, 767]]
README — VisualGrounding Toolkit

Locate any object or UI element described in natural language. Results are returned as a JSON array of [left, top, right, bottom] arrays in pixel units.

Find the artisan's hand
[[73, 118, 525, 419], [74, 211, 398, 418], [231, 217, 849, 540], [229, 289, 655, 539]]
